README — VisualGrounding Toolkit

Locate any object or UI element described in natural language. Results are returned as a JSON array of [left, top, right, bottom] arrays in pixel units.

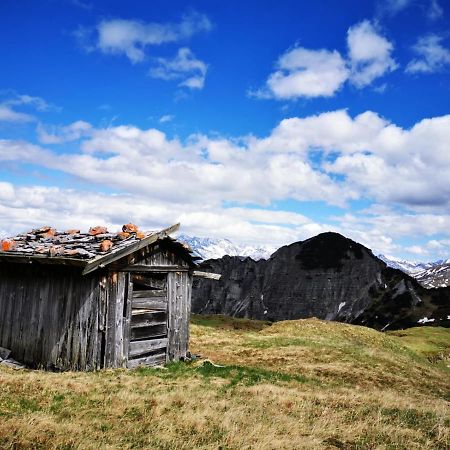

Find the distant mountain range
[[179, 234, 450, 288], [178, 235, 275, 261], [190, 232, 450, 331], [374, 255, 450, 288]]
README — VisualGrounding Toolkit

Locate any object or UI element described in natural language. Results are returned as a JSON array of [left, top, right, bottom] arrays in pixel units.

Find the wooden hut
[[0, 223, 198, 370]]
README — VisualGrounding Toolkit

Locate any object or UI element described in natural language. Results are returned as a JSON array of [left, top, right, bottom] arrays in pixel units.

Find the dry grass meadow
[[0, 315, 449, 449]]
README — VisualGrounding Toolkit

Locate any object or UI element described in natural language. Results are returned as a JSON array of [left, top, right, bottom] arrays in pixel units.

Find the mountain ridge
[[179, 234, 450, 288], [191, 231, 450, 331]]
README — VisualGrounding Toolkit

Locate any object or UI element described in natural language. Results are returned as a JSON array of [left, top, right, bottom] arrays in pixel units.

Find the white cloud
[[376, 0, 412, 17], [80, 12, 212, 63], [330, 207, 450, 257], [2, 179, 449, 259], [428, 0, 443, 20], [254, 20, 397, 99], [37, 120, 93, 144], [0, 105, 34, 122], [149, 48, 208, 90], [406, 34, 450, 73], [159, 114, 175, 123], [3, 109, 450, 212], [257, 47, 349, 99], [0, 94, 58, 122], [0, 182, 327, 248], [405, 245, 427, 255], [326, 118, 450, 207], [347, 21, 398, 87]]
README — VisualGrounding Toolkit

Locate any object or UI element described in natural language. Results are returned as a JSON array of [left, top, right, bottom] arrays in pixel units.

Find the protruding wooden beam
[[193, 270, 221, 280]]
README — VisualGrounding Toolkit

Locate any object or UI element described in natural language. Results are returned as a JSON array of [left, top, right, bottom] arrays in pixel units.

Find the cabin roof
[[0, 223, 198, 274]]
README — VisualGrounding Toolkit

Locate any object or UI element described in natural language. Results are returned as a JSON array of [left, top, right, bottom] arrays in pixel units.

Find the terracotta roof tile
[[0, 224, 158, 260]]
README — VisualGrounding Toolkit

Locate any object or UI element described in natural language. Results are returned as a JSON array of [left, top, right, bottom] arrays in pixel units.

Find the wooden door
[[126, 273, 168, 368]]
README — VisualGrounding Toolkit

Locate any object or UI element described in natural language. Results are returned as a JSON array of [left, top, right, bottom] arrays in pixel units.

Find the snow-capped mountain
[[379, 254, 450, 288], [414, 262, 450, 288], [178, 235, 275, 261], [377, 254, 437, 275]]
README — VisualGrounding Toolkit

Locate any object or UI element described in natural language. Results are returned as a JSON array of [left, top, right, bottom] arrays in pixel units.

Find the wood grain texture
[[132, 289, 166, 298], [131, 311, 166, 328], [129, 338, 167, 357], [131, 298, 167, 310], [0, 264, 101, 370], [127, 351, 166, 369], [130, 324, 167, 340]]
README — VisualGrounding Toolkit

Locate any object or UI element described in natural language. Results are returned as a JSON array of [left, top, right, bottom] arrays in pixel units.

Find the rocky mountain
[[192, 232, 450, 331], [377, 254, 435, 275], [178, 235, 274, 261], [414, 262, 450, 288], [379, 255, 450, 288], [181, 233, 450, 290]]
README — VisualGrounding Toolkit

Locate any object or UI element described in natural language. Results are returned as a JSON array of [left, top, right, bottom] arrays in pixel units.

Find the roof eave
[[81, 222, 181, 275]]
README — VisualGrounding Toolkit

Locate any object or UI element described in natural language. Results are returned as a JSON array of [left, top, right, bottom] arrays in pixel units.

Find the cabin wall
[[0, 264, 102, 370]]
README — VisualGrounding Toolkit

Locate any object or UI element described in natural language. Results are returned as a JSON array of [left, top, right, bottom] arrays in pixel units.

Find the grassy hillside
[[0, 316, 449, 449]]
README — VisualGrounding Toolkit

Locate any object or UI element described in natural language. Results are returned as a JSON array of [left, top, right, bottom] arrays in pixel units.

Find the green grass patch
[[134, 360, 317, 388]]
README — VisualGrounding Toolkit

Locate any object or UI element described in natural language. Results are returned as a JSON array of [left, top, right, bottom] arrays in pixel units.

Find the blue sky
[[1, 0, 450, 261]]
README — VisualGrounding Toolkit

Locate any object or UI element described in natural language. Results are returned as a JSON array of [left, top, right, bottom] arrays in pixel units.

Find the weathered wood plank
[[167, 272, 182, 361], [131, 324, 167, 340], [179, 272, 192, 359], [127, 351, 166, 369], [122, 273, 133, 369], [114, 272, 126, 368], [129, 338, 167, 358], [131, 274, 165, 290], [104, 273, 116, 368], [132, 298, 167, 310], [131, 311, 167, 328], [97, 275, 107, 369], [123, 265, 189, 273], [132, 289, 166, 298]]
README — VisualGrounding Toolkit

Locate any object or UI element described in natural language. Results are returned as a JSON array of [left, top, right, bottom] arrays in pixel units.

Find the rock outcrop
[[192, 232, 450, 331]]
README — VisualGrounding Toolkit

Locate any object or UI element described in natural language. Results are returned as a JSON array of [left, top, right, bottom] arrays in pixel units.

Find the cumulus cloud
[[149, 47, 208, 89], [406, 34, 450, 73], [77, 12, 212, 63], [0, 182, 327, 248], [253, 48, 349, 99], [347, 21, 398, 87], [37, 120, 93, 144], [2, 108, 450, 213], [254, 20, 396, 99], [2, 108, 450, 257]]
